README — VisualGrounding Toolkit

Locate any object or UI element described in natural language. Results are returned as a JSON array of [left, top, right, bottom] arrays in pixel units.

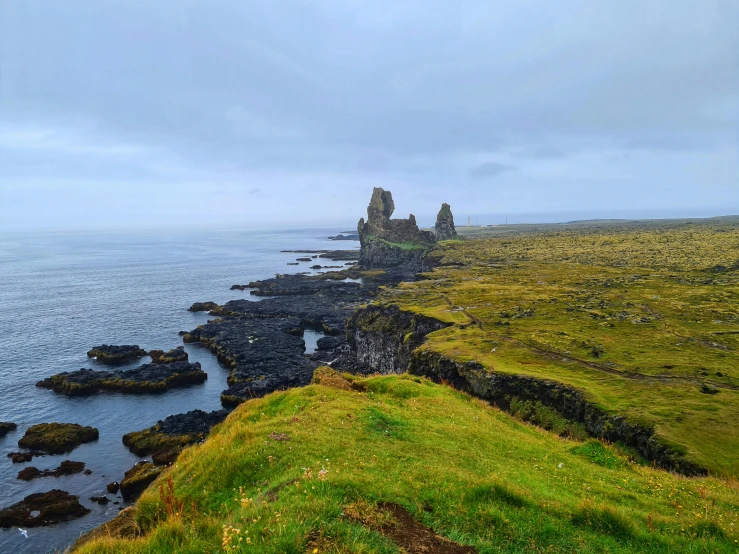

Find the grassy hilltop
[[387, 219, 739, 476], [75, 370, 738, 553]]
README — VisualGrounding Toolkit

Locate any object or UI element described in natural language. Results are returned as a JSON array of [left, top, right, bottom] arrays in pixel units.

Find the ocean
[[0, 226, 356, 553]]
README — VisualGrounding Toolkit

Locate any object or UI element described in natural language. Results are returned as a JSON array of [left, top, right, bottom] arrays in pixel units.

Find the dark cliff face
[[345, 304, 707, 476], [356, 187, 444, 268]]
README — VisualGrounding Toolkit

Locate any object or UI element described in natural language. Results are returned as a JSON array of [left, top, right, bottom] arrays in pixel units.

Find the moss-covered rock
[[122, 409, 229, 465], [187, 301, 220, 312], [0, 489, 90, 528], [87, 344, 147, 364], [18, 423, 99, 454], [119, 461, 162, 500], [147, 346, 188, 364], [17, 460, 86, 481], [36, 360, 206, 396], [0, 421, 17, 437]]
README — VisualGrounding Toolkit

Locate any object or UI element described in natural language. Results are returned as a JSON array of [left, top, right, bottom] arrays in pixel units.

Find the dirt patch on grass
[[344, 500, 476, 553]]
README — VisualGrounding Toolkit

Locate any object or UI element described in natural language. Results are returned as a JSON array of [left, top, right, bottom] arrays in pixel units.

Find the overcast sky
[[1, 0, 737, 230]]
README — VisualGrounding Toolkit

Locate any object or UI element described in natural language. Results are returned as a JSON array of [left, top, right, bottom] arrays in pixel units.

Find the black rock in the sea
[[122, 408, 230, 465], [90, 496, 110, 505], [17, 460, 86, 481], [8, 451, 33, 463], [107, 481, 120, 494], [36, 360, 206, 395], [18, 423, 99, 454], [434, 202, 458, 241], [188, 301, 220, 312], [87, 344, 147, 365], [327, 233, 360, 241], [0, 421, 17, 437], [120, 461, 162, 500], [148, 346, 188, 364], [0, 489, 90, 528]]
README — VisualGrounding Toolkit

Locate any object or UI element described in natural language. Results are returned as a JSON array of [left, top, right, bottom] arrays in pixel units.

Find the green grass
[[381, 221, 739, 476], [75, 372, 738, 553]]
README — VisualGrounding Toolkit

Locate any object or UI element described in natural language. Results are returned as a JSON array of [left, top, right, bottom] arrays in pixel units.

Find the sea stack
[[434, 203, 457, 240], [357, 188, 455, 268]]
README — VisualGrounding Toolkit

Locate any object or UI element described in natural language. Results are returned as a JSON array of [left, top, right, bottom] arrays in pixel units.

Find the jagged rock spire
[[434, 203, 457, 240]]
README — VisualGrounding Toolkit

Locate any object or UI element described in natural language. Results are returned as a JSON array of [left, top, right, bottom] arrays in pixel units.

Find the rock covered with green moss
[[17, 460, 86, 481], [18, 423, 99, 454], [0, 489, 90, 528], [119, 461, 162, 500], [122, 408, 230, 465], [147, 346, 188, 364], [36, 360, 206, 395], [434, 202, 457, 240], [87, 344, 147, 364]]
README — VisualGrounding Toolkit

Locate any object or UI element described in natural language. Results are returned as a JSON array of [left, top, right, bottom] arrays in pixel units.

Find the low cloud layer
[[1, 0, 737, 230]]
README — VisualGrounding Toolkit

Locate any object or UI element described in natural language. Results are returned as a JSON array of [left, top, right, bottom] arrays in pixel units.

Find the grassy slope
[[383, 221, 739, 475], [77, 372, 738, 553]]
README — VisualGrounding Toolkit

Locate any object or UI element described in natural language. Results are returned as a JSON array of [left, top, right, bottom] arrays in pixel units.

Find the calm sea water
[[0, 226, 356, 554]]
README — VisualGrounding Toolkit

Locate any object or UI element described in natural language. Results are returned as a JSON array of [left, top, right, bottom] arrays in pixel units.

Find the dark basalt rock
[[148, 346, 188, 364], [184, 316, 317, 407], [0, 422, 17, 437], [90, 496, 110, 505], [356, 188, 442, 268], [296, 257, 312, 262], [328, 233, 360, 241], [87, 344, 147, 365], [0, 489, 90, 528], [120, 461, 162, 500], [36, 360, 206, 396], [17, 460, 86, 481], [188, 301, 220, 312], [18, 423, 99, 454], [8, 451, 33, 463], [107, 481, 120, 494], [434, 203, 457, 240], [123, 409, 230, 465]]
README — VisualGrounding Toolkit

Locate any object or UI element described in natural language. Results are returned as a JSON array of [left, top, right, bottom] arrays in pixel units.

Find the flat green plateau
[[384, 220, 739, 476], [76, 372, 738, 553]]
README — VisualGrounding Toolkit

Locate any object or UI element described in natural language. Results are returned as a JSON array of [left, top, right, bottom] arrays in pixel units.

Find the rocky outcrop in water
[[122, 409, 230, 465], [434, 203, 457, 240], [0, 422, 16, 437], [188, 301, 219, 312], [36, 360, 206, 395], [120, 461, 162, 500], [147, 346, 188, 364], [8, 451, 33, 463], [18, 423, 99, 454], [87, 345, 147, 364], [0, 489, 90, 528], [357, 188, 435, 268], [17, 460, 86, 481]]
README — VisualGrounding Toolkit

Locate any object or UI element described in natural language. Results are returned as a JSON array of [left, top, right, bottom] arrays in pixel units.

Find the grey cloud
[[469, 162, 518, 179], [0, 0, 737, 230]]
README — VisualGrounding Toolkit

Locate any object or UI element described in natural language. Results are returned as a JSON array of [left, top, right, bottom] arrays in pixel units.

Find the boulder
[[107, 481, 120, 494], [18, 423, 99, 454], [8, 451, 33, 463], [148, 346, 188, 364]]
